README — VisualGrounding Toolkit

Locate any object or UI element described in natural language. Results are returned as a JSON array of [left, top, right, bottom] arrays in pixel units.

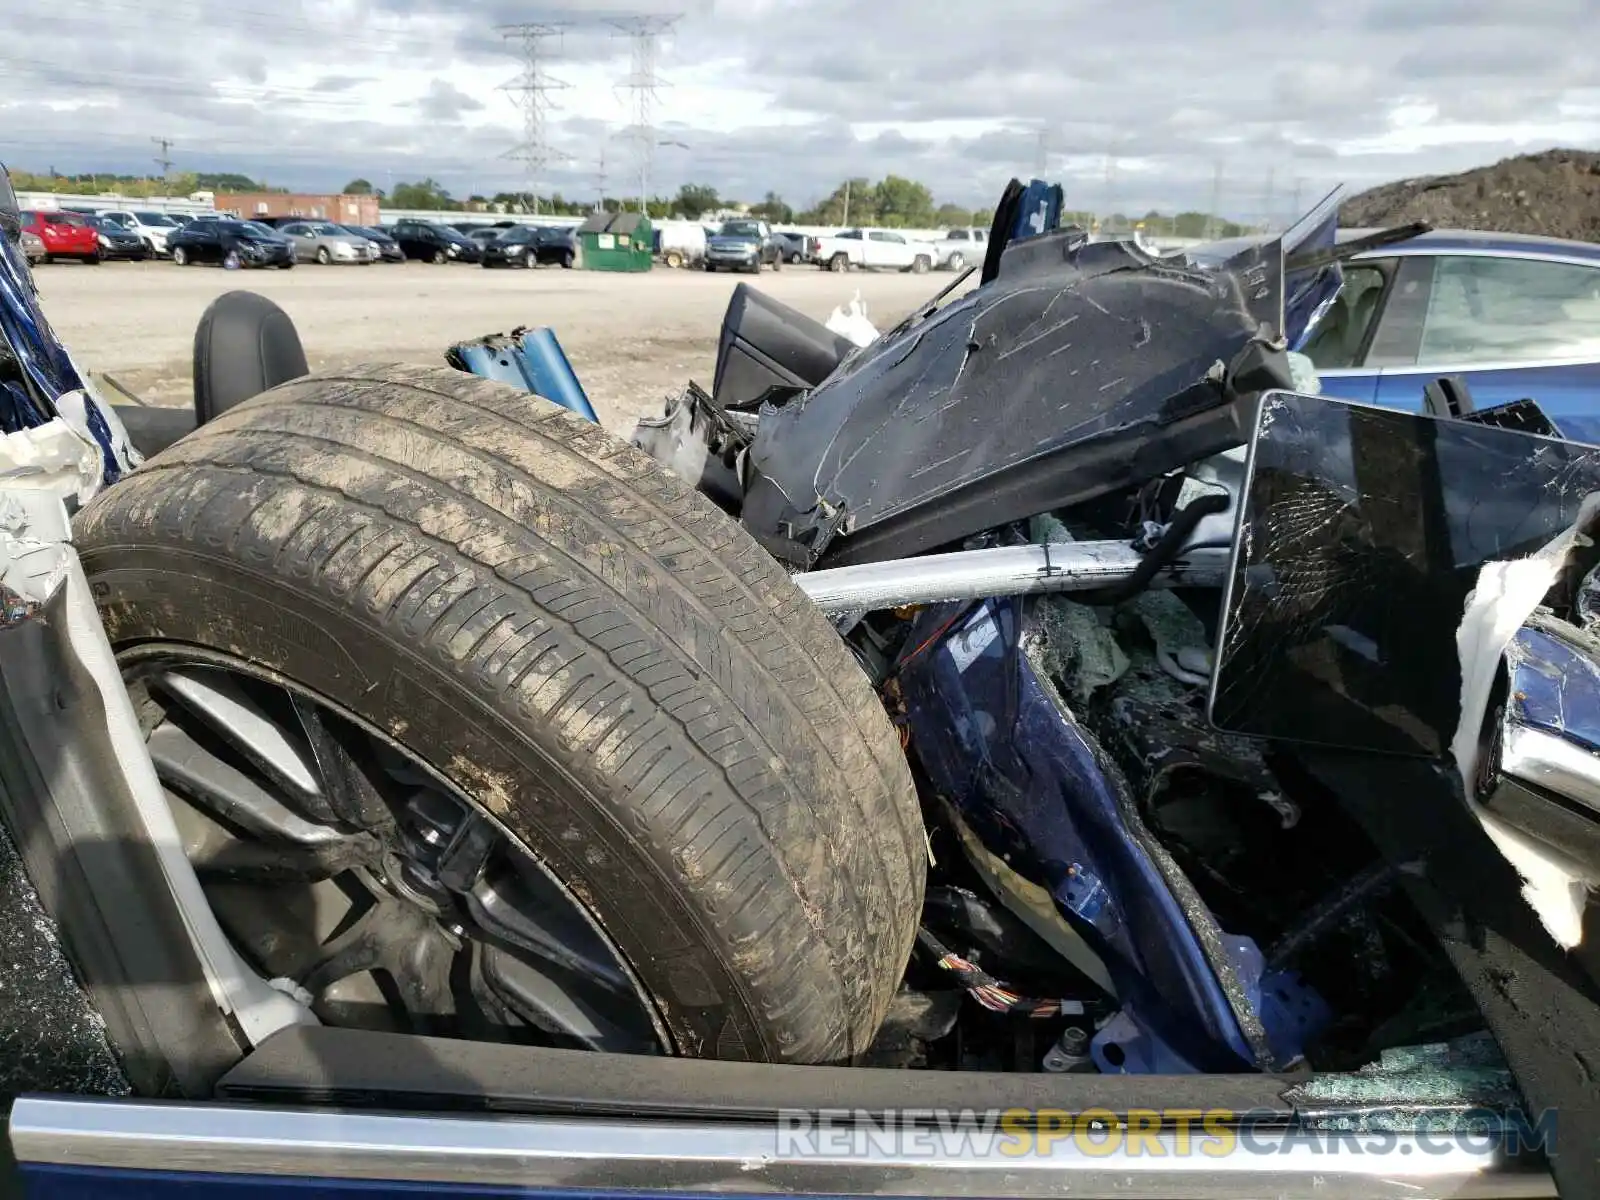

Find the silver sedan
[[279, 220, 378, 265]]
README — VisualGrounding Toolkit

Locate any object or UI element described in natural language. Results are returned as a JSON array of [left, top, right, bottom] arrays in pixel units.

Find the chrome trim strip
[[9, 1097, 1554, 1198], [1501, 725, 1600, 815], [1373, 358, 1598, 377], [1351, 246, 1600, 270]]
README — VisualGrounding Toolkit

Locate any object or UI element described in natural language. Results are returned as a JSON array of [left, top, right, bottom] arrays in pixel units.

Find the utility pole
[[1102, 149, 1118, 231], [1290, 177, 1306, 225], [842, 178, 851, 226], [496, 21, 572, 217], [152, 137, 174, 187], [611, 13, 680, 216], [595, 147, 608, 213], [1262, 165, 1275, 232], [1207, 160, 1224, 239]]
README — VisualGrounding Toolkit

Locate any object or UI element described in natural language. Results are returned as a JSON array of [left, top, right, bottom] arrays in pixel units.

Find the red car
[[20, 209, 101, 264]]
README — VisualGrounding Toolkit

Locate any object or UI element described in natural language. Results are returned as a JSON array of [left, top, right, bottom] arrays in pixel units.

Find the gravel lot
[[37, 260, 948, 430]]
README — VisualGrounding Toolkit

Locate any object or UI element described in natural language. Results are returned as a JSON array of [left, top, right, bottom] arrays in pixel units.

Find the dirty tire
[[431, 249, 448, 265], [664, 251, 683, 269], [316, 247, 332, 265], [947, 252, 965, 272], [75, 364, 925, 1065], [912, 255, 930, 275], [829, 253, 849, 273]]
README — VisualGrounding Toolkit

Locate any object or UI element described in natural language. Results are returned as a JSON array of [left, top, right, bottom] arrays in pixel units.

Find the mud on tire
[[75, 363, 925, 1064]]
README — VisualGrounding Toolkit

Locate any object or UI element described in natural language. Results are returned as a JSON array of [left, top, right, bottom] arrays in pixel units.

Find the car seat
[[112, 290, 308, 458]]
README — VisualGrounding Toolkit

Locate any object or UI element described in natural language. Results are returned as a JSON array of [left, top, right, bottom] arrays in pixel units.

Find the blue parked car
[[1296, 229, 1600, 439]]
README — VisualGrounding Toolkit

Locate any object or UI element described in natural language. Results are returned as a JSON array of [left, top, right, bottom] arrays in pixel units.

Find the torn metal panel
[[897, 597, 1273, 1074], [740, 233, 1295, 568], [1456, 533, 1600, 950]]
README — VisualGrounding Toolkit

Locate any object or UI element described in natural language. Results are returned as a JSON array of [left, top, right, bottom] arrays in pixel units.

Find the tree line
[[9, 167, 1251, 237]]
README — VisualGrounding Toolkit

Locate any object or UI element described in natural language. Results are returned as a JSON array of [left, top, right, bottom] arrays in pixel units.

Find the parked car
[[19, 228, 44, 264], [808, 228, 936, 273], [346, 224, 404, 262], [96, 209, 185, 257], [462, 227, 503, 250], [166, 218, 295, 268], [84, 214, 151, 261], [1235, 228, 1600, 444], [20, 209, 100, 263], [931, 227, 988, 270], [705, 219, 783, 273], [279, 220, 379, 265], [771, 230, 810, 264], [389, 218, 484, 263], [481, 224, 576, 269]]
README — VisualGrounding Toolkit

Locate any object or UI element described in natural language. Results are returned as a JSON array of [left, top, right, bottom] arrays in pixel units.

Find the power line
[[610, 13, 679, 214], [496, 21, 573, 216]]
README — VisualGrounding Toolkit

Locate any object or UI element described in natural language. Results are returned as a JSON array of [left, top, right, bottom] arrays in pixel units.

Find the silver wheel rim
[[120, 646, 668, 1053]]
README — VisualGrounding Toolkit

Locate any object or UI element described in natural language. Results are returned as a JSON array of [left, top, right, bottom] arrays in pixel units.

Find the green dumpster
[[576, 211, 653, 272]]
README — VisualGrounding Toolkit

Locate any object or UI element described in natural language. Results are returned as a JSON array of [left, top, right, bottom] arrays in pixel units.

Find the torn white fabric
[[0, 416, 103, 506], [1452, 493, 1600, 948], [826, 292, 879, 348]]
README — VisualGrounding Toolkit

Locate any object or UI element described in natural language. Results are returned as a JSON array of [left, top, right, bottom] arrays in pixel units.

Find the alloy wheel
[[120, 648, 668, 1054]]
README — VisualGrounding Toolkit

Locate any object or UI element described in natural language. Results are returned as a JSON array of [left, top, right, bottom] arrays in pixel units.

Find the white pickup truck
[[930, 226, 988, 270], [807, 228, 936, 273]]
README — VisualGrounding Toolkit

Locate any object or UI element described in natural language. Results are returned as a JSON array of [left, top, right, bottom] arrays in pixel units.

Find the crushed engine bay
[[629, 182, 1600, 1093]]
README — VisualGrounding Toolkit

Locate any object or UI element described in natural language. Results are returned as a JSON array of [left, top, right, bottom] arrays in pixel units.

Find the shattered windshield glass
[[1211, 392, 1600, 756]]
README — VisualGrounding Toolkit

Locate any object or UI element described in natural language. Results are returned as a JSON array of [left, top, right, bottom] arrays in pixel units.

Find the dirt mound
[[1339, 148, 1600, 243]]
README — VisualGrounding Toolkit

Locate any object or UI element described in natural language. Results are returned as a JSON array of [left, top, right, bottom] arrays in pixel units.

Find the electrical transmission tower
[[496, 21, 572, 216], [610, 13, 680, 215], [152, 137, 174, 182]]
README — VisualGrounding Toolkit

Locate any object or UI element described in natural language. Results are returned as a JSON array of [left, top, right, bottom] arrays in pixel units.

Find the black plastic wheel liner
[[738, 231, 1290, 568]]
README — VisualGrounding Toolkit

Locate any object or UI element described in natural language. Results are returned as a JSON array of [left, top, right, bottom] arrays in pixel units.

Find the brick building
[[215, 192, 381, 225]]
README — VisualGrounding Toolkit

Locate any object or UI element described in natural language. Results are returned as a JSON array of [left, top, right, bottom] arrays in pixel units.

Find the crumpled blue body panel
[[1506, 622, 1600, 752], [447, 327, 599, 424], [899, 598, 1328, 1073]]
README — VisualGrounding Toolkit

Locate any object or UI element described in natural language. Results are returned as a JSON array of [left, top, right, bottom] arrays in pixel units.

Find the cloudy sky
[[4, 0, 1599, 218]]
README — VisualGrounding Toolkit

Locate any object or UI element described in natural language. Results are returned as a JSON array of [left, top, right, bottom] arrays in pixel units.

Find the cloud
[[1, 0, 1596, 218], [416, 79, 485, 121]]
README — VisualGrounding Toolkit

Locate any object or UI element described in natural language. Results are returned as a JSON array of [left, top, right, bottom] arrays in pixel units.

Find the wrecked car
[[0, 169, 1596, 1199]]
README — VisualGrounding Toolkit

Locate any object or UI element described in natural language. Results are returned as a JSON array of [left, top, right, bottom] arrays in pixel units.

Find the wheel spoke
[[149, 722, 345, 847], [290, 696, 397, 835], [158, 671, 327, 808], [466, 867, 631, 996], [478, 946, 654, 1052]]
